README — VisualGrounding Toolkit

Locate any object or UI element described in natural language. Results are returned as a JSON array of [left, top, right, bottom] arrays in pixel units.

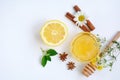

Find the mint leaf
[[46, 56, 51, 61], [47, 49, 57, 56], [41, 56, 47, 67], [40, 48, 58, 67]]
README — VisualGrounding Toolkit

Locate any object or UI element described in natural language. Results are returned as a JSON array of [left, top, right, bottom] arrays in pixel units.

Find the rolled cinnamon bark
[[73, 5, 81, 12], [73, 5, 95, 31], [65, 12, 76, 23], [80, 25, 90, 32], [65, 12, 90, 32], [86, 20, 95, 31]]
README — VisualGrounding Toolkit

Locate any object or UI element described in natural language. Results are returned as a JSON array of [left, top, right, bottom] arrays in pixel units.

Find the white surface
[[0, 0, 120, 80]]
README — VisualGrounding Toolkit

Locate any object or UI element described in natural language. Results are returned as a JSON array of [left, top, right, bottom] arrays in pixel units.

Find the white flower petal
[[73, 18, 77, 21], [73, 11, 88, 27], [84, 20, 87, 24]]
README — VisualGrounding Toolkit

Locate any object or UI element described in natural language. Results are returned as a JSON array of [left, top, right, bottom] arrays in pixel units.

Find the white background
[[0, 0, 120, 80]]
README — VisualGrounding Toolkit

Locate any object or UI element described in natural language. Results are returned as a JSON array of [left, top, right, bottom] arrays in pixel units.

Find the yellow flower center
[[97, 66, 103, 70], [78, 15, 85, 22]]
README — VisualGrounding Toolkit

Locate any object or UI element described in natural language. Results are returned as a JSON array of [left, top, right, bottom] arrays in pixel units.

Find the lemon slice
[[40, 20, 68, 46], [71, 32, 100, 62]]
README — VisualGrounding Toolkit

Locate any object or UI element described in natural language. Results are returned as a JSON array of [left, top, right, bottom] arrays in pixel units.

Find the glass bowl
[[71, 32, 100, 62]]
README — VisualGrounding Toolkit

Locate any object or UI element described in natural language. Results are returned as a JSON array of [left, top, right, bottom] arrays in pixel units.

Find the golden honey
[[71, 32, 100, 62]]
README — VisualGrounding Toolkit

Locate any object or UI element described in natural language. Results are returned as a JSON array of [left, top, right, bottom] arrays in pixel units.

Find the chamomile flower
[[91, 56, 100, 66], [73, 11, 88, 26], [97, 65, 103, 70]]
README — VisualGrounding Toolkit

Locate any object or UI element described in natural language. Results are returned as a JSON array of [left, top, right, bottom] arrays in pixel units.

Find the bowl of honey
[[71, 32, 100, 62]]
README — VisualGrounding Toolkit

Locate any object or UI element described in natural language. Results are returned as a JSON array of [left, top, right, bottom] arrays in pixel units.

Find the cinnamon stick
[[73, 5, 95, 31], [79, 25, 90, 32], [65, 12, 75, 23], [73, 5, 81, 12], [65, 12, 90, 32], [86, 20, 95, 31]]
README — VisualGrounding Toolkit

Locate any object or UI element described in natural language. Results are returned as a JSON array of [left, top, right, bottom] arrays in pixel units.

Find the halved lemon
[[40, 20, 68, 46]]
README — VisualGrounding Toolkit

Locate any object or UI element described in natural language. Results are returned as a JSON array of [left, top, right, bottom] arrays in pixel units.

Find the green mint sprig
[[41, 48, 57, 67]]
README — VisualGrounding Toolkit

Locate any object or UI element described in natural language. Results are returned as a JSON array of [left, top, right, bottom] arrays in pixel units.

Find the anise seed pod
[[67, 61, 76, 70], [59, 52, 68, 61]]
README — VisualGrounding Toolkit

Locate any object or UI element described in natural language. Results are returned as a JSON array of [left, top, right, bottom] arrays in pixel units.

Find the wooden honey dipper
[[82, 31, 120, 77]]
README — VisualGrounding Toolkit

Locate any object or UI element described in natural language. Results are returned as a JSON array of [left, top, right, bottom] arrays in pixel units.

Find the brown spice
[[86, 20, 95, 31], [65, 12, 76, 23], [65, 5, 96, 32], [79, 25, 90, 32], [67, 61, 76, 70], [59, 52, 68, 61], [73, 5, 81, 12], [65, 12, 90, 32]]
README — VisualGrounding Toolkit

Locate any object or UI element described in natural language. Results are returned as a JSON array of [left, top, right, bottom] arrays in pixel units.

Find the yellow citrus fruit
[[40, 20, 68, 46]]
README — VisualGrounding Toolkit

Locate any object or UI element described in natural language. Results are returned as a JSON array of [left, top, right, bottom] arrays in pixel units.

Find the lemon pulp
[[40, 20, 68, 46], [71, 32, 100, 62]]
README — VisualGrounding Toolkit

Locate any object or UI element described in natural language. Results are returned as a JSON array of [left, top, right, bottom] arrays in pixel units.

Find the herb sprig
[[41, 48, 57, 67], [92, 35, 120, 71], [97, 40, 120, 71]]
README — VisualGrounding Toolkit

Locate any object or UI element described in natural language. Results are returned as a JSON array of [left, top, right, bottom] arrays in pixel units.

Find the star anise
[[67, 61, 76, 70], [59, 52, 68, 61]]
